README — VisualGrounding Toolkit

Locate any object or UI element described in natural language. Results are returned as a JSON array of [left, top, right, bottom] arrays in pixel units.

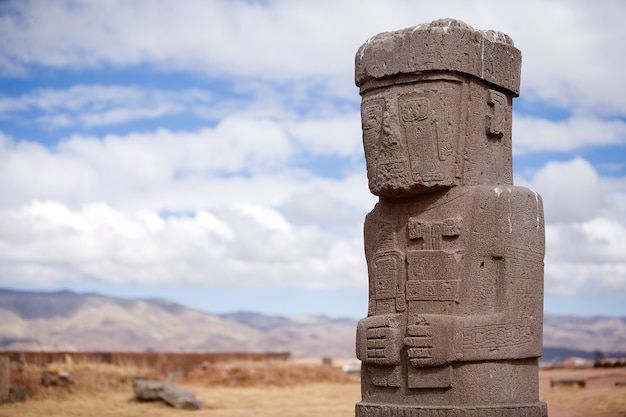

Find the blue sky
[[0, 0, 625, 318]]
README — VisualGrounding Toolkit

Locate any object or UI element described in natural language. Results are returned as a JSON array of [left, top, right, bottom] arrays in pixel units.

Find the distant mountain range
[[1, 288, 624, 361]]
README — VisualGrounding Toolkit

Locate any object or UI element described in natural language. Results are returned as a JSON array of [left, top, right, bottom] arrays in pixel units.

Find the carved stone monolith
[[355, 19, 547, 417]]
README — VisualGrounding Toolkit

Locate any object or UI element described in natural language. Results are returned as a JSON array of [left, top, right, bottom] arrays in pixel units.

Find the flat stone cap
[[355, 18, 521, 95]]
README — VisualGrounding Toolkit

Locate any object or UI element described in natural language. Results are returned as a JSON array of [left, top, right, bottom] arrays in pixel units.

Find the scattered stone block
[[551, 378, 586, 388], [133, 379, 204, 410], [58, 370, 75, 385], [41, 370, 56, 387], [9, 387, 26, 403], [41, 369, 75, 388], [615, 379, 626, 386]]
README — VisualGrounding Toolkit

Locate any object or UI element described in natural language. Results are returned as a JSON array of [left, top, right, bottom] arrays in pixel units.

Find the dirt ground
[[1, 360, 625, 416], [539, 367, 626, 417]]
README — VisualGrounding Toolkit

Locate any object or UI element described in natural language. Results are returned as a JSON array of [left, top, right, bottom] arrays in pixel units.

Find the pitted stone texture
[[360, 76, 514, 197], [358, 186, 545, 403], [356, 403, 548, 417], [355, 18, 521, 95], [355, 18, 546, 417], [133, 379, 204, 410]]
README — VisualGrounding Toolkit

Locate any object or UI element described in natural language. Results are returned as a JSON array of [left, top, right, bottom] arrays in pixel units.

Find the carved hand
[[356, 314, 402, 366], [404, 314, 453, 367]]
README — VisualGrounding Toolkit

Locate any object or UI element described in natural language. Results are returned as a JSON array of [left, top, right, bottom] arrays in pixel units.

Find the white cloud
[[513, 115, 626, 154], [0, 200, 368, 290], [525, 158, 603, 224], [0, 117, 373, 291], [0, 0, 361, 80], [2, 0, 626, 313], [0, 134, 98, 206], [545, 219, 626, 299], [0, 118, 302, 206], [283, 188, 361, 226], [3, 0, 626, 115], [520, 158, 626, 300], [514, 1, 626, 117], [0, 107, 375, 212], [231, 204, 291, 233], [600, 176, 626, 223], [0, 85, 212, 128], [285, 113, 362, 157]]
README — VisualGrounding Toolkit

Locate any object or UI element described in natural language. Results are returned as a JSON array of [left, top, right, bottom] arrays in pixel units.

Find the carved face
[[360, 80, 463, 197]]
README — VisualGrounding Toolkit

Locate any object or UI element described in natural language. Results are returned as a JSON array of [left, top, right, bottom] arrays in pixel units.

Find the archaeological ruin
[[355, 18, 547, 417]]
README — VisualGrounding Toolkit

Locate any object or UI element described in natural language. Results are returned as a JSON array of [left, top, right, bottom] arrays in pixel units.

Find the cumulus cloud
[[545, 219, 626, 299], [0, 0, 362, 80], [0, 200, 367, 290], [0, 115, 373, 291], [0, 98, 373, 207], [0, 85, 212, 128], [283, 188, 362, 226], [1, 0, 625, 314], [525, 158, 603, 224], [285, 113, 362, 157], [513, 115, 626, 154], [2, 0, 626, 113], [515, 1, 626, 117], [0, 119, 296, 204], [520, 158, 626, 300]]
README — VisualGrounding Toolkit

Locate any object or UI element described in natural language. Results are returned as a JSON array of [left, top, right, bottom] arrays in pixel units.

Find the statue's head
[[356, 19, 521, 197]]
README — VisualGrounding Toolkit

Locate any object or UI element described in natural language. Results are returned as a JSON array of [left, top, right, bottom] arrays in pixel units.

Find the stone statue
[[355, 19, 547, 417]]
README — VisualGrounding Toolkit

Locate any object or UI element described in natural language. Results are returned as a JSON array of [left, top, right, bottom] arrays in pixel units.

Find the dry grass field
[[1, 358, 361, 417], [539, 367, 626, 417], [1, 359, 625, 417]]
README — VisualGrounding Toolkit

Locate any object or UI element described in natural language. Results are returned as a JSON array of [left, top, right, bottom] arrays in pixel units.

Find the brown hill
[[1, 289, 624, 359], [0, 289, 355, 357], [543, 314, 626, 360]]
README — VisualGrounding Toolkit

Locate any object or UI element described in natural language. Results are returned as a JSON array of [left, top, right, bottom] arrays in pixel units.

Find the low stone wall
[[1, 351, 291, 374], [0, 356, 9, 403]]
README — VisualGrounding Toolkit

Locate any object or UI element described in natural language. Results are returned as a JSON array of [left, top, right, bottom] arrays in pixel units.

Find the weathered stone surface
[[355, 18, 546, 417], [355, 18, 521, 95], [0, 357, 9, 403], [9, 387, 26, 403], [40, 370, 56, 387], [133, 379, 204, 410], [40, 370, 74, 387]]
